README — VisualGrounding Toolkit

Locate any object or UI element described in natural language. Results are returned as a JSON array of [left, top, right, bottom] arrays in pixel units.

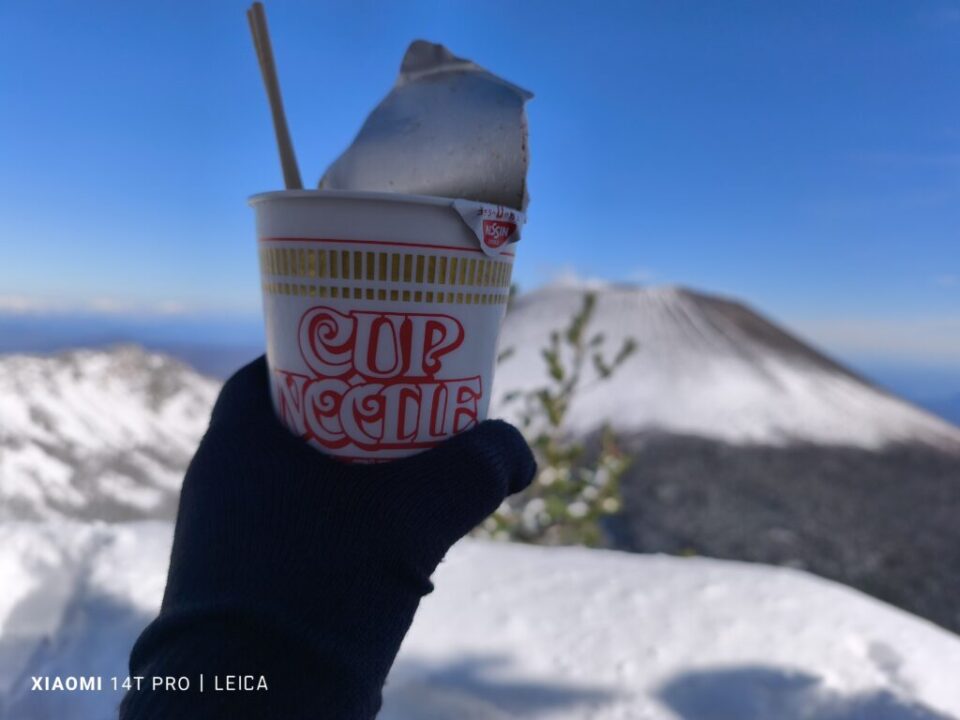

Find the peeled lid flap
[[319, 41, 533, 212], [452, 199, 525, 258], [397, 40, 533, 99]]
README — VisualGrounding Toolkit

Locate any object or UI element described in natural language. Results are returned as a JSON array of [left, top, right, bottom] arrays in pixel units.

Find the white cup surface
[[250, 190, 519, 461]]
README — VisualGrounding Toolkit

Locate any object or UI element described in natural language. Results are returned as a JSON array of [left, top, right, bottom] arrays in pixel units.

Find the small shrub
[[477, 291, 636, 547]]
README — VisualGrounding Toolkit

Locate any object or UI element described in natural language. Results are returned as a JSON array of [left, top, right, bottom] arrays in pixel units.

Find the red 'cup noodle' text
[[274, 306, 482, 451]]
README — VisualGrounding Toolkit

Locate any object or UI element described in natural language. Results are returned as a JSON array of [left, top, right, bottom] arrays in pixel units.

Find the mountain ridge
[[492, 282, 960, 451], [3, 289, 960, 632], [0, 345, 219, 521], [2, 283, 957, 527]]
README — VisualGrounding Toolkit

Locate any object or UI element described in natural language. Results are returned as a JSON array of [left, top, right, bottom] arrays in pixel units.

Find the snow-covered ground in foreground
[[1, 522, 958, 720]]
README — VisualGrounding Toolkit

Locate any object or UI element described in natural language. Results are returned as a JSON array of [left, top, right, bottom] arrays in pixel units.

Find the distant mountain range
[[0, 347, 219, 521], [1, 283, 959, 633]]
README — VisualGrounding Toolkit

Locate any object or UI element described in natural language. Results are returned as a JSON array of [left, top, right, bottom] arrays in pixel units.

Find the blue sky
[[0, 0, 958, 372]]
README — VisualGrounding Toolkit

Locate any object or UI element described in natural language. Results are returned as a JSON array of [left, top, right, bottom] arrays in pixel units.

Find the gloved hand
[[121, 356, 535, 720]]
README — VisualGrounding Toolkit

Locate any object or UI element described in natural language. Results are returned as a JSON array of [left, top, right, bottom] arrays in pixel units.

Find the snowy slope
[[0, 347, 219, 521], [0, 522, 958, 720], [493, 283, 960, 450], [2, 284, 958, 523]]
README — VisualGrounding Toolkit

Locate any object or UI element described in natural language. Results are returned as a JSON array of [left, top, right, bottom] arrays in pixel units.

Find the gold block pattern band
[[260, 281, 511, 306], [258, 246, 513, 289]]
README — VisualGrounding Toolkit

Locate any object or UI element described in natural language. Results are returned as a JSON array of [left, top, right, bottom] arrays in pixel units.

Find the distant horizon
[[3, 273, 959, 367], [2, 278, 958, 425]]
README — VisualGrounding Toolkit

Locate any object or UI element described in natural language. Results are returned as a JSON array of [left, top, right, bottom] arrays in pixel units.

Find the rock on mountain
[[492, 282, 960, 450], [0, 346, 219, 521]]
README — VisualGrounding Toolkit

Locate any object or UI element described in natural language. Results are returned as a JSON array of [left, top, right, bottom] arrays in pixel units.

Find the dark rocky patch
[[610, 433, 960, 635]]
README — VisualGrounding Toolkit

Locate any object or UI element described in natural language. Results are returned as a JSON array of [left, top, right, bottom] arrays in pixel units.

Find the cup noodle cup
[[250, 190, 523, 462]]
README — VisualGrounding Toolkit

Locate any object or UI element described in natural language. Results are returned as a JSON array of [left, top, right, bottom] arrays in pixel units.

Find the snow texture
[[0, 346, 219, 521], [0, 522, 958, 720], [492, 283, 960, 451], [3, 285, 958, 523]]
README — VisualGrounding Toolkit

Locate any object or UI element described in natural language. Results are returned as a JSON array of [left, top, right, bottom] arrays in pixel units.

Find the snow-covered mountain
[[3, 292, 960, 718], [492, 284, 960, 635], [1, 522, 958, 720], [492, 283, 960, 450], [0, 346, 219, 521], [2, 284, 958, 523]]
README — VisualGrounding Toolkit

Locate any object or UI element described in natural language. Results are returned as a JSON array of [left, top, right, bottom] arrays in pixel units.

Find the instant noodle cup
[[250, 189, 523, 462]]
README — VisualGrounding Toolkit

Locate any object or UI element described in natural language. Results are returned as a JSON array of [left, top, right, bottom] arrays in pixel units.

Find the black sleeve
[[119, 357, 535, 720]]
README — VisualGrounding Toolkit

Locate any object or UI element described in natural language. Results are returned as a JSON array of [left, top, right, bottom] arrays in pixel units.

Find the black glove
[[120, 356, 535, 720]]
